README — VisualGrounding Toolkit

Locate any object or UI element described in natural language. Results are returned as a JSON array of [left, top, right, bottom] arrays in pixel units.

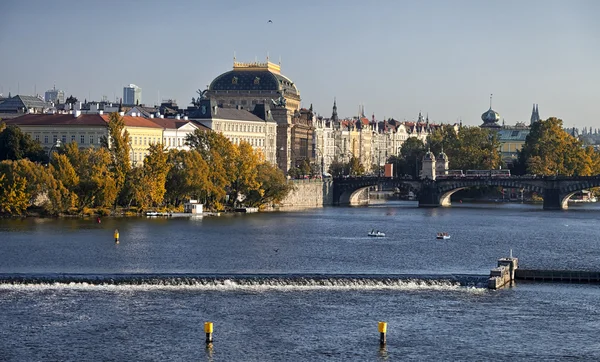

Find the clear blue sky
[[1, 0, 598, 128]]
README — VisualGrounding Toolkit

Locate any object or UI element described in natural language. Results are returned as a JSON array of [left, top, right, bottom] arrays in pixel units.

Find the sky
[[0, 0, 598, 128]]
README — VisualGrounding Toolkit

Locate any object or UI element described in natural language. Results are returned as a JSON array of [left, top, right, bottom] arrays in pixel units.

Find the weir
[[488, 252, 518, 290]]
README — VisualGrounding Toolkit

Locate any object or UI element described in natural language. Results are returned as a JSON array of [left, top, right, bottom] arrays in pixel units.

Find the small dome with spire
[[437, 150, 448, 161], [480, 94, 501, 128], [423, 148, 435, 161]]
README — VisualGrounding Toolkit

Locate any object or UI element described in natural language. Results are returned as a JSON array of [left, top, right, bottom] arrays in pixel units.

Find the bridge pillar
[[418, 184, 441, 208], [543, 188, 563, 210]]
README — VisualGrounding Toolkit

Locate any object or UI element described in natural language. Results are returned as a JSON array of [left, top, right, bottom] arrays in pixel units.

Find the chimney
[[183, 116, 188, 120], [74, 110, 81, 118], [75, 102, 82, 111], [98, 110, 104, 115], [150, 114, 154, 118], [132, 112, 137, 117], [119, 111, 125, 116], [175, 114, 181, 120], [160, 115, 164, 118]]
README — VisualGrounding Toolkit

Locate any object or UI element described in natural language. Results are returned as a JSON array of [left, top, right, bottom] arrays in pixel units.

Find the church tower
[[530, 103, 540, 125], [331, 98, 339, 123]]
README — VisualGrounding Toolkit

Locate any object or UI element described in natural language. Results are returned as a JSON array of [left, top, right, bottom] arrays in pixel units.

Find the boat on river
[[368, 230, 386, 237], [436, 232, 450, 240]]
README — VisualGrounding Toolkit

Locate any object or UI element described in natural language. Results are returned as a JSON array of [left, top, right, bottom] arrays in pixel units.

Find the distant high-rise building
[[123, 84, 142, 105], [44, 86, 65, 104]]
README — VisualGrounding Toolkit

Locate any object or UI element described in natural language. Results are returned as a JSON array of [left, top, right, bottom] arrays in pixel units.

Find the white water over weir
[[0, 273, 488, 291]]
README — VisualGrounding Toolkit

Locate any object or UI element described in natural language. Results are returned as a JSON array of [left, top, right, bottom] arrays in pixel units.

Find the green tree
[[0, 125, 47, 162], [328, 157, 347, 177], [399, 137, 426, 177], [427, 126, 502, 171]]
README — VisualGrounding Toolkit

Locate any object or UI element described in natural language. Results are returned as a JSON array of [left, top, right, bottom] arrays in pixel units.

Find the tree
[[244, 162, 292, 207], [165, 149, 211, 206], [185, 129, 236, 210], [0, 172, 28, 215], [142, 143, 171, 207], [328, 157, 347, 177], [516, 117, 600, 176], [399, 137, 426, 177], [348, 156, 365, 176], [101, 112, 131, 202], [0, 125, 47, 162], [231, 141, 260, 206], [427, 126, 502, 171]]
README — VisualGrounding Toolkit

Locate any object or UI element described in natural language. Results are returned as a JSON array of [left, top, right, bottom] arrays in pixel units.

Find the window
[[511, 131, 519, 137], [62, 135, 67, 144], [230, 100, 236, 105], [144, 137, 147, 145], [53, 135, 58, 144], [241, 100, 247, 105], [71, 135, 75, 143], [89, 136, 94, 145], [35, 135, 40, 142], [80, 135, 85, 144]]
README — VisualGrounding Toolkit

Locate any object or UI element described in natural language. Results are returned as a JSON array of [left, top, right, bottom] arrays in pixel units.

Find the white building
[[188, 99, 278, 164], [123, 84, 142, 105], [149, 115, 206, 151]]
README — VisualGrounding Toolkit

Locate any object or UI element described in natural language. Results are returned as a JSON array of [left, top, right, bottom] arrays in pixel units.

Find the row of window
[[34, 134, 99, 145], [229, 136, 266, 147], [130, 136, 160, 146], [222, 123, 271, 133]]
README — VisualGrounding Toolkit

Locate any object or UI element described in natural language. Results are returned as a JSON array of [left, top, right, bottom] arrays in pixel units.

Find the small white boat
[[368, 230, 386, 237], [436, 233, 450, 240]]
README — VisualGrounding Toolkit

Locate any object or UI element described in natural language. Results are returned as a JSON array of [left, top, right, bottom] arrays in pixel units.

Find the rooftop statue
[[271, 92, 286, 108]]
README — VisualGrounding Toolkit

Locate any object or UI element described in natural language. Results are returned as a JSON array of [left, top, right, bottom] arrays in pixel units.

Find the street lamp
[[48, 139, 61, 162]]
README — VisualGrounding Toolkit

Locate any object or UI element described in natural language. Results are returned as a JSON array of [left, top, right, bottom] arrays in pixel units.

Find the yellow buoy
[[114, 229, 119, 244], [378, 321, 387, 345], [204, 322, 213, 344]]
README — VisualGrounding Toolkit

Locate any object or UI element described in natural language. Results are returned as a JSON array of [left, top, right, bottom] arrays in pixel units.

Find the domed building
[[480, 95, 501, 129], [205, 58, 301, 113]]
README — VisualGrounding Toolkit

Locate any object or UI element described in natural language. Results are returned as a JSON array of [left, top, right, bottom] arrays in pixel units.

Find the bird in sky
[[273, 248, 279, 252], [268, 20, 273, 23]]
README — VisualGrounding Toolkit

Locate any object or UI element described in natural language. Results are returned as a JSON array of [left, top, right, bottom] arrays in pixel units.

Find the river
[[1, 201, 600, 361]]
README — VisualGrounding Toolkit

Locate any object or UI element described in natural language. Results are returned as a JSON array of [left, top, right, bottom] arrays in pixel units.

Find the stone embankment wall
[[278, 180, 333, 209]]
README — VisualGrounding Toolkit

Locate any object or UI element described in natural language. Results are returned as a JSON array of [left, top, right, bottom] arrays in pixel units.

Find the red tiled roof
[[100, 114, 162, 128], [5, 113, 108, 126]]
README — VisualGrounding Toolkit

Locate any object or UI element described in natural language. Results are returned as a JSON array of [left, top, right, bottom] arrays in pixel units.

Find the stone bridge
[[332, 176, 600, 210]]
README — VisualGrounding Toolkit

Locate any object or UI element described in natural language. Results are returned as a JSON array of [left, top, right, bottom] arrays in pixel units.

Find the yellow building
[[5, 111, 163, 165]]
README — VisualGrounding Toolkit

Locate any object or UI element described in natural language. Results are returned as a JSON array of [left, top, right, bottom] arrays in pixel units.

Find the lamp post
[[48, 139, 61, 162]]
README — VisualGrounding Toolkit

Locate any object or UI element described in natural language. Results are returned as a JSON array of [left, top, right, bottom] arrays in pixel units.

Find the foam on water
[[0, 274, 488, 293]]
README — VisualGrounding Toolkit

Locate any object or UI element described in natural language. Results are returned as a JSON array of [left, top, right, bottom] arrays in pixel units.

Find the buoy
[[204, 322, 213, 344], [114, 229, 119, 244], [97, 217, 101, 224], [378, 322, 387, 346]]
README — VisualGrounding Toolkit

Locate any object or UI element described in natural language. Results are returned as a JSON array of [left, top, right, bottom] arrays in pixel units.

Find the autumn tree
[[185, 129, 236, 210], [516, 117, 600, 176], [244, 162, 292, 207], [0, 172, 28, 215], [230, 141, 260, 206], [101, 112, 131, 201], [165, 149, 211, 206]]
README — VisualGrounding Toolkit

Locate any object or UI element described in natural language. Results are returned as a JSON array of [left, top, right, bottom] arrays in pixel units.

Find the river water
[[1, 201, 600, 361]]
